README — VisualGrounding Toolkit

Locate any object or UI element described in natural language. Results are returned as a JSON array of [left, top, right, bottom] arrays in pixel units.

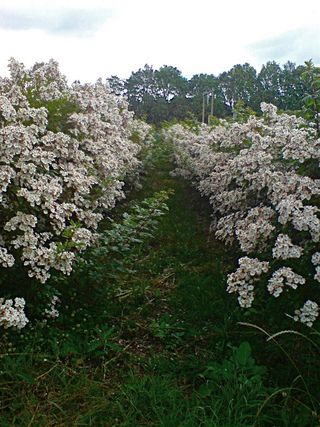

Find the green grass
[[0, 137, 320, 426]]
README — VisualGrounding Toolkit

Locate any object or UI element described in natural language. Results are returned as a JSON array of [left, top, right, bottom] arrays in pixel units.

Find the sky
[[0, 0, 319, 83]]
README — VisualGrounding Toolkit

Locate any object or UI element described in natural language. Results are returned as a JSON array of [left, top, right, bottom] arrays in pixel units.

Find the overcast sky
[[0, 0, 319, 83]]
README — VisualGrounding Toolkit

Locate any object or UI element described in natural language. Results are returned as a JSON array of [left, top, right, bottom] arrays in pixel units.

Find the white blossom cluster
[[272, 234, 303, 260], [166, 104, 320, 325], [0, 297, 28, 329], [293, 300, 319, 327], [267, 267, 306, 297], [127, 119, 154, 188], [312, 252, 320, 283], [129, 119, 154, 146], [235, 207, 275, 253], [0, 247, 15, 268], [227, 257, 269, 308], [44, 295, 60, 319]]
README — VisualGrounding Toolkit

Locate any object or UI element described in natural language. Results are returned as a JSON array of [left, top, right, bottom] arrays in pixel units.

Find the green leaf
[[234, 341, 252, 366]]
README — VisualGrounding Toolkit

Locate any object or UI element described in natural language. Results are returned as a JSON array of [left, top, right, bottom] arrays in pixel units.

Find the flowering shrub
[[0, 297, 28, 329], [166, 103, 320, 326], [0, 59, 147, 328], [129, 119, 154, 146], [127, 119, 154, 188]]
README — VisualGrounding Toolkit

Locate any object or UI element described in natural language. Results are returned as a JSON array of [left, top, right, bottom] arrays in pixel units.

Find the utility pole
[[203, 91, 214, 124], [202, 92, 206, 123], [211, 89, 214, 116], [208, 90, 214, 125]]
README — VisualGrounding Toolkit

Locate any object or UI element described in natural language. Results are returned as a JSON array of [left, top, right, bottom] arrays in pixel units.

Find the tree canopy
[[107, 60, 315, 125]]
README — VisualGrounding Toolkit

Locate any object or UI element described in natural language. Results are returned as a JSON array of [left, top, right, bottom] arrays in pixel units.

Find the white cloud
[[0, 8, 112, 36], [249, 25, 320, 65], [0, 0, 319, 82]]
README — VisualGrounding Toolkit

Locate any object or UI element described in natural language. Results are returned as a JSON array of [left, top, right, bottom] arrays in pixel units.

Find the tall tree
[[124, 64, 189, 123], [155, 65, 188, 101], [301, 60, 320, 135], [280, 61, 306, 111], [258, 61, 282, 105], [155, 66, 189, 121], [106, 75, 126, 96], [219, 63, 260, 112], [124, 64, 158, 121]]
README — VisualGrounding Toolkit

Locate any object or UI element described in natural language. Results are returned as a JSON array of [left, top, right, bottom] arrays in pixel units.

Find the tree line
[[107, 61, 317, 125]]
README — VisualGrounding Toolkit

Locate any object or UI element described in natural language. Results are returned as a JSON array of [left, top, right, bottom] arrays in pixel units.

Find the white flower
[[0, 247, 15, 267], [0, 297, 29, 329], [293, 300, 319, 327], [44, 295, 60, 319], [227, 257, 269, 308], [311, 252, 320, 266], [272, 234, 303, 260], [268, 268, 306, 297]]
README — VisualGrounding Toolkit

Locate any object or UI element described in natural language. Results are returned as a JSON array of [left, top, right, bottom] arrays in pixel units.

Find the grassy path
[[94, 140, 267, 426]]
